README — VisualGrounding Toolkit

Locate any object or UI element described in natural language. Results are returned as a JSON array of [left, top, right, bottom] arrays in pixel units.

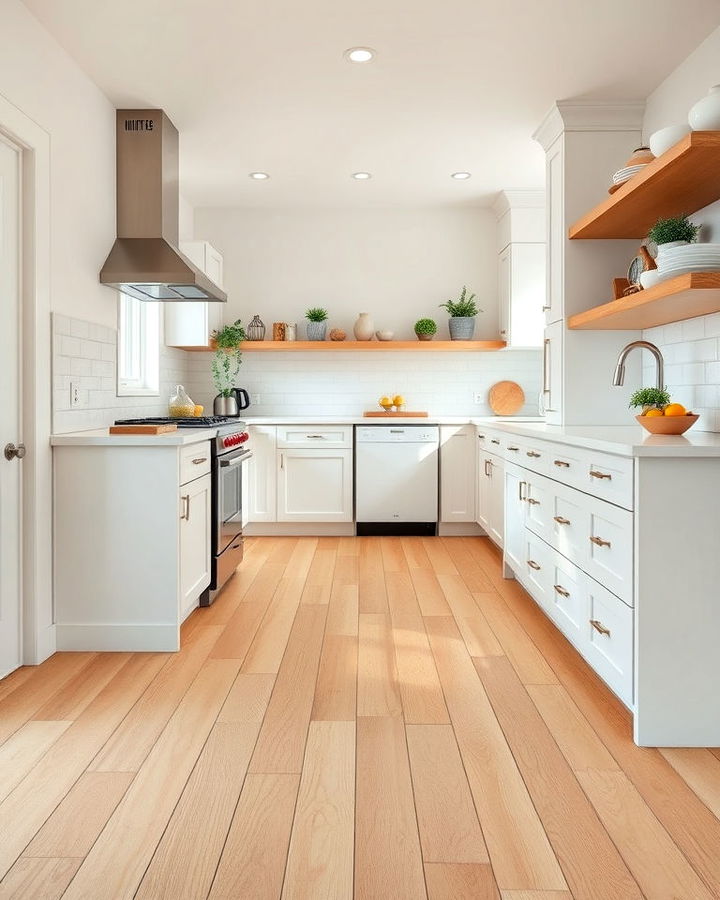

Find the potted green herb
[[648, 215, 699, 251], [211, 320, 245, 414], [414, 318, 437, 341], [439, 286, 482, 340], [629, 387, 671, 414], [305, 307, 329, 341]]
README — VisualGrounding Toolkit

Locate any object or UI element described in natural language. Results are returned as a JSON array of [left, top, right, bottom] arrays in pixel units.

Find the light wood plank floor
[[1, 536, 720, 899]]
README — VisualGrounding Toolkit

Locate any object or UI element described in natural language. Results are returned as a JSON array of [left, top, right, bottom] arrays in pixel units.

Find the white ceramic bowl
[[649, 124, 691, 158], [639, 269, 662, 289], [375, 330, 394, 341]]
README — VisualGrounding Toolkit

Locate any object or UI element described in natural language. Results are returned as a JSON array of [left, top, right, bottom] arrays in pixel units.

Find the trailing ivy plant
[[629, 387, 671, 411], [439, 286, 481, 317], [211, 320, 245, 397], [647, 215, 699, 246]]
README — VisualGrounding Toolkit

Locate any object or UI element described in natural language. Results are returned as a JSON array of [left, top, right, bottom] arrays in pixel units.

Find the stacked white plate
[[612, 164, 647, 185], [655, 243, 720, 280]]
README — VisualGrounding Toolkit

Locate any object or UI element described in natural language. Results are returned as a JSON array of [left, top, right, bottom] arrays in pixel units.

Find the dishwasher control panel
[[355, 425, 439, 443]]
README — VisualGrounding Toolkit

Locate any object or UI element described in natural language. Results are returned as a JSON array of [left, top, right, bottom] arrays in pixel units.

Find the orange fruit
[[664, 403, 686, 417], [644, 408, 664, 417]]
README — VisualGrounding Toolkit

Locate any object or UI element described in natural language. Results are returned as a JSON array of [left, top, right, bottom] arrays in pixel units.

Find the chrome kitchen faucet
[[612, 340, 665, 391]]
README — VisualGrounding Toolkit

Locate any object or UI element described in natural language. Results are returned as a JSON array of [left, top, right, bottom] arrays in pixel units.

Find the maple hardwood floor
[[1, 536, 720, 898]]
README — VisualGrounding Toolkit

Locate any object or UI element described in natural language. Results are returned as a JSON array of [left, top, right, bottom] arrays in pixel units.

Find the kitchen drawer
[[585, 499, 633, 606], [549, 550, 586, 649], [519, 443, 548, 477], [585, 578, 634, 708], [522, 532, 554, 615], [544, 442, 585, 486], [524, 476, 554, 545], [180, 441, 211, 485], [277, 424, 352, 448], [577, 449, 634, 511]]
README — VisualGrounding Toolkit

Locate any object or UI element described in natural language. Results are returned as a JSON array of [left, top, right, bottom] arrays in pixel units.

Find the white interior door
[[0, 134, 22, 678]]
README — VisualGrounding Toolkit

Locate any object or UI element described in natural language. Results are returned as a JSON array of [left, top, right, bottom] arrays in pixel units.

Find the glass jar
[[246, 314, 266, 341], [168, 384, 196, 417]]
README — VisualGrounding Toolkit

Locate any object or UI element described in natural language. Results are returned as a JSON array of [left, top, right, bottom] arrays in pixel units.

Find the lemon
[[393, 394, 405, 407], [379, 396, 391, 405], [664, 403, 686, 417], [644, 408, 664, 417]]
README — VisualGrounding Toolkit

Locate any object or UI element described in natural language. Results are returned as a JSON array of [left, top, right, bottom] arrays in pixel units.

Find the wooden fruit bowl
[[636, 414, 699, 435]]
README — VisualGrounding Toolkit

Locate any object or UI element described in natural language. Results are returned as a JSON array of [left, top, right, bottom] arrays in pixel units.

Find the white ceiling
[[22, 0, 720, 208]]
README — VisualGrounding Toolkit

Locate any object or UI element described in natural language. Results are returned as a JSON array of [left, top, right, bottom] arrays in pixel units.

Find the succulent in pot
[[414, 318, 437, 341], [305, 306, 329, 341], [211, 320, 245, 414], [648, 215, 699, 252], [439, 286, 481, 340]]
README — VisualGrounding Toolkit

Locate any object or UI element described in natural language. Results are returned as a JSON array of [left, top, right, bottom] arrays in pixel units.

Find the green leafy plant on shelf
[[414, 318, 437, 336], [211, 320, 245, 397], [647, 215, 699, 246], [629, 387, 671, 412], [439, 286, 481, 317], [305, 307, 329, 322]]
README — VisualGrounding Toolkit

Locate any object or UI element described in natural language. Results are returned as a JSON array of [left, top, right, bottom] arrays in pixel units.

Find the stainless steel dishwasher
[[355, 425, 439, 535]]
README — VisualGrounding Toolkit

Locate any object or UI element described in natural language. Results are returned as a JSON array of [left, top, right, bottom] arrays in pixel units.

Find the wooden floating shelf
[[569, 131, 720, 240], [177, 340, 507, 352], [568, 272, 720, 330]]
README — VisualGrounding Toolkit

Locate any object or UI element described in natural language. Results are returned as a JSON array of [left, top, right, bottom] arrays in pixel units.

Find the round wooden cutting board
[[488, 380, 525, 415]]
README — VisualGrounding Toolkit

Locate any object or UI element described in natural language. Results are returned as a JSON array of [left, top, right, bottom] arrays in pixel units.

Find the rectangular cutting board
[[109, 424, 179, 434], [363, 411, 429, 418]]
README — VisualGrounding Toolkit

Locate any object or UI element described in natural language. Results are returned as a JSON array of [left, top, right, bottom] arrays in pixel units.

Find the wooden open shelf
[[568, 272, 720, 330], [177, 340, 507, 352], [569, 132, 720, 240]]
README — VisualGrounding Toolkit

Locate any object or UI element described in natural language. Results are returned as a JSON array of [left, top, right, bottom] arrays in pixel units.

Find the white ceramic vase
[[353, 312, 374, 341], [689, 85, 720, 131]]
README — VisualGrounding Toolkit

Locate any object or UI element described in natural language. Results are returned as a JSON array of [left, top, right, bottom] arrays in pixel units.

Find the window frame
[[117, 294, 160, 397]]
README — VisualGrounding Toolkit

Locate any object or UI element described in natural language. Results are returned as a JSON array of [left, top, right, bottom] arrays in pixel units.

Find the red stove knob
[[223, 436, 232, 448], [238, 432, 249, 443]]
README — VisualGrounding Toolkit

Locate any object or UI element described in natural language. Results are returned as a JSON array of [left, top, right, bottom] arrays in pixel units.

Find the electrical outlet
[[252, 394, 262, 405], [70, 382, 82, 408], [473, 392, 484, 404]]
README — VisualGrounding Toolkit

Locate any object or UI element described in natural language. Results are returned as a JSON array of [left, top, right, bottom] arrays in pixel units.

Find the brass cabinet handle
[[527, 450, 541, 458], [554, 584, 570, 597], [589, 469, 612, 480], [477, 434, 485, 439], [518, 480, 527, 501], [527, 497, 540, 505], [554, 459, 570, 468], [280, 453, 284, 470], [590, 619, 611, 637], [306, 434, 326, 439], [491, 439, 500, 445], [192, 457, 208, 465], [589, 535, 611, 548], [484, 459, 492, 476], [180, 494, 190, 521], [554, 515, 571, 525], [527, 559, 541, 571], [507, 446, 519, 452]]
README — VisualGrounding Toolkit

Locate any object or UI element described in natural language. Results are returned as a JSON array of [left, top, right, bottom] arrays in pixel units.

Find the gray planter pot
[[448, 316, 476, 340], [306, 321, 327, 341]]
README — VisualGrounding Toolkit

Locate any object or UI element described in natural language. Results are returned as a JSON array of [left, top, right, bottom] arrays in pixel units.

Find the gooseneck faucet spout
[[612, 340, 665, 391]]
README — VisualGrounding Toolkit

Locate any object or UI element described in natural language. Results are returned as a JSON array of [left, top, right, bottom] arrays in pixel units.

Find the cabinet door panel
[[585, 579, 634, 707], [277, 449, 353, 522], [524, 476, 552, 545], [585, 503, 633, 605], [247, 426, 277, 522], [546, 136, 564, 325], [179, 473, 211, 618], [503, 464, 527, 576], [488, 454, 505, 547], [549, 551, 587, 649], [440, 425, 476, 522], [523, 532, 553, 614]]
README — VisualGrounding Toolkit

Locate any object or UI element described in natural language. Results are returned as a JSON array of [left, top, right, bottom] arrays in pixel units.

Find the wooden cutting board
[[109, 424, 178, 434], [488, 381, 525, 416], [363, 411, 429, 418]]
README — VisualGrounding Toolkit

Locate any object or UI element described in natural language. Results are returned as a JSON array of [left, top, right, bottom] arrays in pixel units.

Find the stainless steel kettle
[[213, 394, 239, 416]]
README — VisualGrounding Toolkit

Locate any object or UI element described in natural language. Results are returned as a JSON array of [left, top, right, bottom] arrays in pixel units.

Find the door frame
[[0, 93, 54, 665]]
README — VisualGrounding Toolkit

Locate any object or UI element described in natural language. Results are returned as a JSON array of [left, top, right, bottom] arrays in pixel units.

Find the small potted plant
[[210, 320, 245, 415], [414, 318, 437, 341], [630, 387, 699, 434], [648, 214, 700, 269], [439, 286, 481, 340], [629, 387, 671, 415], [305, 307, 329, 341]]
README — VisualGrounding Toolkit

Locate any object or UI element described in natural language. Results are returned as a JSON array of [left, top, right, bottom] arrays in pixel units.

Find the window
[[117, 294, 160, 396]]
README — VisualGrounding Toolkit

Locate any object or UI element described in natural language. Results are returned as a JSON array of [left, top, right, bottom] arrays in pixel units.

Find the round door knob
[[4, 442, 26, 461]]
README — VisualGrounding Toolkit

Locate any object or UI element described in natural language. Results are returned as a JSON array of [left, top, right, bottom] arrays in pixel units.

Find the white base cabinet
[[476, 437, 504, 548], [277, 448, 353, 522], [440, 425, 476, 522], [179, 472, 212, 620]]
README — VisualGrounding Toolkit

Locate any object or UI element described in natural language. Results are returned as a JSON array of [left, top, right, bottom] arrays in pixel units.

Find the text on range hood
[[100, 109, 226, 303]]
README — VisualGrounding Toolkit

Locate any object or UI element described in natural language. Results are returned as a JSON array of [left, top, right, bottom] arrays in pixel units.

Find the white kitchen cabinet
[[247, 426, 277, 522], [544, 136, 564, 326], [476, 447, 504, 548], [179, 472, 212, 620], [440, 425, 476, 522], [541, 319, 563, 425], [503, 463, 526, 576], [164, 240, 224, 349], [277, 448, 353, 522], [498, 243, 546, 347]]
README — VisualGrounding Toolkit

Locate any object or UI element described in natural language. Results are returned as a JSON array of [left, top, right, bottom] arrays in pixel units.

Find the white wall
[[641, 24, 720, 430], [193, 207, 500, 340]]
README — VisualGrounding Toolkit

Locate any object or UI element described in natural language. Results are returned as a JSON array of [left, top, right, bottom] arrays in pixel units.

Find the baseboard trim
[[438, 522, 486, 536], [244, 523, 355, 536], [55, 623, 180, 652]]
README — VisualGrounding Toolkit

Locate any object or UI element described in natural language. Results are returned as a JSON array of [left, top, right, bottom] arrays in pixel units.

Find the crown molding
[[533, 99, 645, 150], [492, 189, 546, 218]]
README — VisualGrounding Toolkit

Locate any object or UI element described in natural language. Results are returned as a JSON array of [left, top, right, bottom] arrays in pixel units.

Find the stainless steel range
[[114, 416, 252, 604]]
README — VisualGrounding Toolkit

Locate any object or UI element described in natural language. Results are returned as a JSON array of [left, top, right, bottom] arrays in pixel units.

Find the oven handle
[[219, 451, 253, 468]]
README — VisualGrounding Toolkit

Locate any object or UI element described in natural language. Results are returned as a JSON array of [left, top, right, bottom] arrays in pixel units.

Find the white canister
[[689, 85, 720, 131], [285, 323, 297, 342], [353, 312, 374, 341]]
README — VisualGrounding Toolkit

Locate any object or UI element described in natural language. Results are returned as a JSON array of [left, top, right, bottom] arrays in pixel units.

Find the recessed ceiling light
[[451, 172, 472, 180], [344, 47, 376, 63], [249, 172, 269, 180], [351, 172, 372, 180]]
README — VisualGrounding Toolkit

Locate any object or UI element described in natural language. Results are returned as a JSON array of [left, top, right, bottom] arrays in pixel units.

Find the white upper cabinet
[[164, 240, 225, 349]]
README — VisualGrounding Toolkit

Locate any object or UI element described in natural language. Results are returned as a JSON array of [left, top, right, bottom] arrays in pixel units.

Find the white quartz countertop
[[476, 421, 720, 458], [50, 428, 216, 447], [241, 415, 544, 426]]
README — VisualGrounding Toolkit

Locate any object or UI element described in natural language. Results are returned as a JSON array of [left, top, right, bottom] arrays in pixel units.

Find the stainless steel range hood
[[100, 109, 226, 303]]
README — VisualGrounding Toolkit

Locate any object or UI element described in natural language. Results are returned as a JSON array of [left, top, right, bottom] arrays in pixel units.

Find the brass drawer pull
[[491, 439, 500, 445], [192, 456, 208, 465], [554, 516, 571, 525], [527, 559, 541, 571], [527, 450, 541, 458], [590, 619, 611, 637], [590, 469, 612, 480], [554, 584, 570, 597], [589, 535, 611, 548], [477, 434, 485, 439], [180, 494, 190, 521], [527, 498, 540, 505], [484, 459, 492, 476], [518, 481, 527, 501], [554, 459, 570, 468], [507, 446, 519, 452]]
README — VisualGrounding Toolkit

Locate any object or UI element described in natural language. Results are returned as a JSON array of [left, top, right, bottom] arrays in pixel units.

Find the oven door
[[216, 448, 252, 555]]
